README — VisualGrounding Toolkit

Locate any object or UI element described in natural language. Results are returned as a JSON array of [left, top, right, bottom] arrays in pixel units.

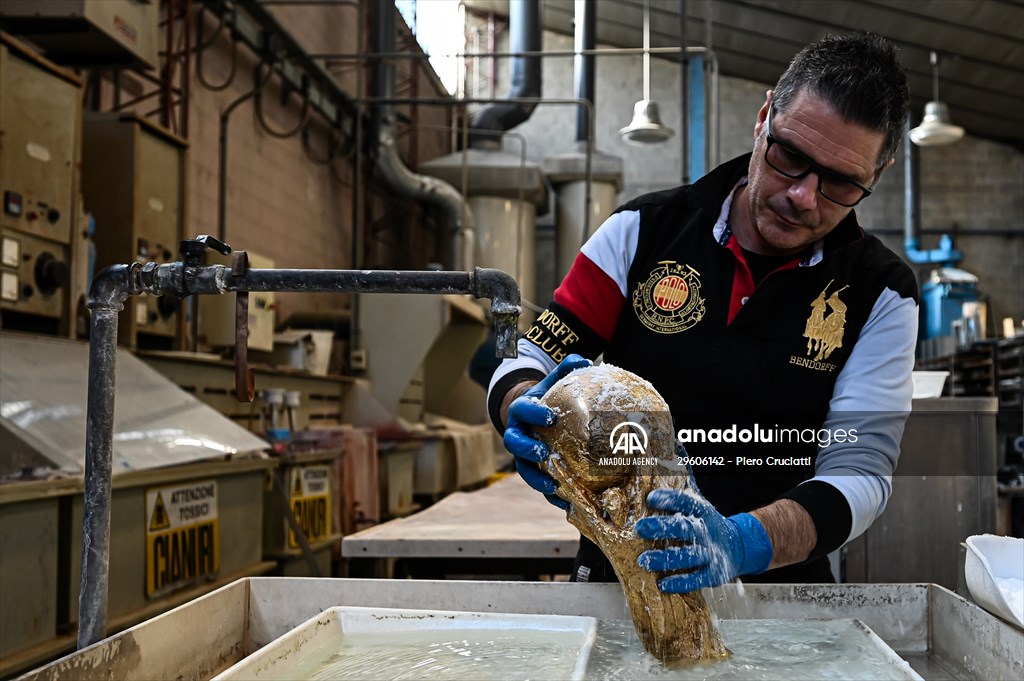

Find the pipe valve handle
[[180, 235, 233, 266]]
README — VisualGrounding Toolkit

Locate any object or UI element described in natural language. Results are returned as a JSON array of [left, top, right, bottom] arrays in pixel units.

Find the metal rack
[[918, 342, 998, 397]]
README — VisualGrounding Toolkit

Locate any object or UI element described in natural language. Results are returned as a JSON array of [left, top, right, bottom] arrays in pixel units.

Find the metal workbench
[[341, 475, 580, 577]]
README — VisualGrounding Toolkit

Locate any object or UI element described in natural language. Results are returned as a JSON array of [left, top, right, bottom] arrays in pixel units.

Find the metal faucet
[[77, 236, 521, 649]]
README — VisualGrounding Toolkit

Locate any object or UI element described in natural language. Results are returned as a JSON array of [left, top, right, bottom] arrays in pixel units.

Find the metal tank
[[419, 148, 548, 329], [17, 578, 1023, 681], [544, 150, 624, 284]]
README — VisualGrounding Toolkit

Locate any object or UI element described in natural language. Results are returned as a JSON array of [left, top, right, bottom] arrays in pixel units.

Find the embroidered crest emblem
[[803, 280, 848, 361], [633, 261, 706, 334]]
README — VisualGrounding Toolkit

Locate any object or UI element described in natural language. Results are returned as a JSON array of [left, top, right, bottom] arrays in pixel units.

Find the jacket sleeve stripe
[[553, 253, 624, 343], [579, 209, 640, 297]]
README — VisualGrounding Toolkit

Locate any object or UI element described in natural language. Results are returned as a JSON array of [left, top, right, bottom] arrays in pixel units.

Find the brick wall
[[184, 2, 454, 328]]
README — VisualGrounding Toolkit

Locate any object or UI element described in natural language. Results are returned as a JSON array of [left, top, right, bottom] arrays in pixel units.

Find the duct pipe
[[903, 118, 921, 258], [469, 0, 542, 149], [219, 63, 269, 243], [904, 118, 963, 265], [679, 0, 689, 184], [370, 0, 474, 270], [574, 0, 595, 143]]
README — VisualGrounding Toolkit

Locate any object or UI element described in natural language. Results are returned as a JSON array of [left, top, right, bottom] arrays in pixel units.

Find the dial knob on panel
[[34, 252, 69, 295]]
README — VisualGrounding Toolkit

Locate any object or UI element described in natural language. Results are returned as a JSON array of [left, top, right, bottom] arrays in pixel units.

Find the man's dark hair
[[772, 32, 909, 167]]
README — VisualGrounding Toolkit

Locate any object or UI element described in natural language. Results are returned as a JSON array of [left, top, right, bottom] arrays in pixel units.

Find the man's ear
[[875, 156, 896, 182], [754, 89, 773, 139]]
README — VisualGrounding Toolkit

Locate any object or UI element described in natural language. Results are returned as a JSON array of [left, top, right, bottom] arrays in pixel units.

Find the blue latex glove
[[634, 487, 773, 593], [503, 354, 592, 510]]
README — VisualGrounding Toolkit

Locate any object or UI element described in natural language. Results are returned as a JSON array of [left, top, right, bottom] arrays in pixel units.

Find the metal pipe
[[78, 308, 119, 649], [260, 0, 359, 5], [371, 0, 474, 272], [349, 0, 365, 364], [642, 0, 651, 102], [902, 116, 963, 265], [165, 266, 518, 350], [140, 261, 521, 353], [359, 96, 594, 244], [325, 45, 722, 180], [873, 227, 1021, 237], [78, 264, 138, 649], [78, 259, 520, 643], [679, 0, 689, 184], [218, 64, 268, 242], [574, 0, 596, 143], [708, 49, 720, 168], [904, 117, 921, 257], [310, 45, 719, 60], [469, 0, 543, 148]]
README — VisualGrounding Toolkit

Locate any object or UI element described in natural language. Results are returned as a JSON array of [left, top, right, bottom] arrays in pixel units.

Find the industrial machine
[[0, 33, 81, 334], [0, 332, 276, 677], [921, 266, 982, 341], [81, 113, 188, 350], [0, 0, 159, 70], [419, 149, 548, 329]]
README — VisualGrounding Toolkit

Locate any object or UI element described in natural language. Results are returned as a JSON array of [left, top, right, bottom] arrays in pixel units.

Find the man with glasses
[[488, 33, 917, 591]]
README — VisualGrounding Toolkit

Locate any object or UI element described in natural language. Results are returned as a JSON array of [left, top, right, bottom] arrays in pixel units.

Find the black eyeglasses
[[763, 104, 875, 207]]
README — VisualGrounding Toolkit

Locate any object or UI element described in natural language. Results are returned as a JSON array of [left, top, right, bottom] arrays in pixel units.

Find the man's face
[[742, 89, 891, 256]]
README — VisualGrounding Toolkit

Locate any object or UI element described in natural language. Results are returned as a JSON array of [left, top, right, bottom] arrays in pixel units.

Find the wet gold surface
[[537, 365, 728, 662]]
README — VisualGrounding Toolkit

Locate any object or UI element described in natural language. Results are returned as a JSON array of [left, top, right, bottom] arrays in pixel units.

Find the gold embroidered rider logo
[[633, 261, 706, 334], [803, 280, 849, 361]]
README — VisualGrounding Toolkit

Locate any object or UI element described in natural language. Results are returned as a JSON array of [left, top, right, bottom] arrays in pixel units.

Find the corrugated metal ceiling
[[462, 0, 1024, 148]]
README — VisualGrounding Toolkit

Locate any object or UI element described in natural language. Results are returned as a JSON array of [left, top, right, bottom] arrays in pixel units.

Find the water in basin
[[592, 619, 920, 680], [284, 628, 588, 680], [279, 618, 918, 680]]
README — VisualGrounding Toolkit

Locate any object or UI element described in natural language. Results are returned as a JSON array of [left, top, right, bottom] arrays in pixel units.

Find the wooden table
[[341, 475, 580, 578]]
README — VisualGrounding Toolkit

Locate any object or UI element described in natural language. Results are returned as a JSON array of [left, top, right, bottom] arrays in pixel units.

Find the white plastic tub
[[211, 606, 597, 680], [912, 371, 949, 399], [965, 534, 1024, 629]]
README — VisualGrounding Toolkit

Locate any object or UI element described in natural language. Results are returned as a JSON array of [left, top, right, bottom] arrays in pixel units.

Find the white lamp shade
[[909, 101, 965, 146], [619, 100, 674, 145]]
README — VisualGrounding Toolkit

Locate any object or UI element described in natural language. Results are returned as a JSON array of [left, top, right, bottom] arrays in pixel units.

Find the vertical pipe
[[182, 0, 193, 138], [642, 0, 651, 101], [351, 0, 365, 356], [468, 0, 542, 147], [687, 55, 705, 180], [679, 0, 689, 184], [904, 116, 921, 253], [488, 12, 496, 98], [77, 308, 119, 648], [218, 64, 264, 243], [704, 0, 713, 51], [574, 0, 595, 143], [371, 0, 396, 126]]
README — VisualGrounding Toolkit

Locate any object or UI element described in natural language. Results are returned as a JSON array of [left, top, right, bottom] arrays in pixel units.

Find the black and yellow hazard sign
[[287, 465, 331, 548], [149, 492, 170, 531], [145, 480, 220, 598]]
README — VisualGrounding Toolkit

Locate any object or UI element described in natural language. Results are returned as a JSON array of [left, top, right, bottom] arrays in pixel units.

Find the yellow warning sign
[[149, 492, 170, 531], [287, 465, 331, 548], [145, 480, 220, 598]]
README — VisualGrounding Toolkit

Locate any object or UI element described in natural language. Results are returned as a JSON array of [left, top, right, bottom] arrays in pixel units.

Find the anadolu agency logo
[[609, 421, 649, 456]]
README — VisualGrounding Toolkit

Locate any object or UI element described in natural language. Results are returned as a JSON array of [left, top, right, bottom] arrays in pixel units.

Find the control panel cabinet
[[0, 34, 82, 332], [82, 113, 188, 349]]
